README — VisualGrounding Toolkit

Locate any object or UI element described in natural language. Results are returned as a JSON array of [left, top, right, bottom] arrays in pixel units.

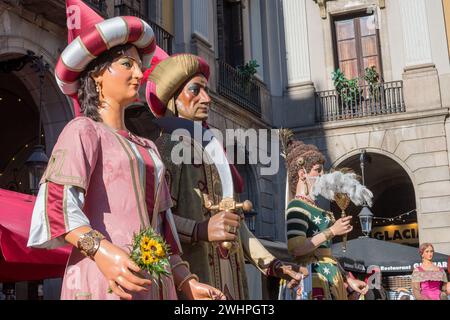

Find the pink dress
[[412, 266, 448, 300], [28, 117, 181, 300]]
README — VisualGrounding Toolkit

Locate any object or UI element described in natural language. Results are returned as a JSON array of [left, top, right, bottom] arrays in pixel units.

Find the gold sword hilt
[[204, 197, 253, 213], [204, 197, 253, 251], [334, 193, 351, 253]]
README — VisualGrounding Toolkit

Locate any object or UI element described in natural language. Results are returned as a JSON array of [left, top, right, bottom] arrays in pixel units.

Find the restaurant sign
[[371, 223, 419, 245]]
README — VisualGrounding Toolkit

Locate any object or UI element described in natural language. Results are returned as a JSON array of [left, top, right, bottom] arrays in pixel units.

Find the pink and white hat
[[55, 0, 156, 116]]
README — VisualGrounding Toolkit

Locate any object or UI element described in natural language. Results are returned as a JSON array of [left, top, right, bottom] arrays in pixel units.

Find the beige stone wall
[[445, 0, 450, 59], [276, 0, 450, 253]]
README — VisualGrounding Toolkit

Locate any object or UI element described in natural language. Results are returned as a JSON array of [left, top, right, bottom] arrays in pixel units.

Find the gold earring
[[95, 81, 102, 93], [303, 179, 309, 196]]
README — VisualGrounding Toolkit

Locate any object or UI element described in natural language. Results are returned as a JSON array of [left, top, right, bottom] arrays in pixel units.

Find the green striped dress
[[286, 199, 347, 300]]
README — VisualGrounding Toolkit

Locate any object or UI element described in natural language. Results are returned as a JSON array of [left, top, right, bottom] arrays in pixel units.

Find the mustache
[[191, 103, 210, 110], [198, 102, 211, 108]]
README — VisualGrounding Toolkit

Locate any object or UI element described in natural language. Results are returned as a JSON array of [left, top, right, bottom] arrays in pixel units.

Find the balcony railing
[[114, 1, 173, 55], [315, 81, 405, 122], [217, 60, 262, 116], [148, 21, 173, 55]]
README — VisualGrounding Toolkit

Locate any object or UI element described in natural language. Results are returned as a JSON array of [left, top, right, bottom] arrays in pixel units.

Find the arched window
[[235, 163, 260, 235]]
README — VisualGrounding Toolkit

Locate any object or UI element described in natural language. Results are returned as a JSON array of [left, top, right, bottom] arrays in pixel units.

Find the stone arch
[[303, 119, 450, 253], [331, 149, 418, 242], [0, 29, 73, 193], [332, 147, 419, 204], [1, 9, 73, 151], [322, 125, 449, 219], [236, 164, 262, 227], [0, 40, 73, 151]]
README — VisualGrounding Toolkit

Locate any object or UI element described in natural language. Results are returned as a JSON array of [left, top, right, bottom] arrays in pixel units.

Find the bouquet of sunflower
[[130, 227, 171, 283]]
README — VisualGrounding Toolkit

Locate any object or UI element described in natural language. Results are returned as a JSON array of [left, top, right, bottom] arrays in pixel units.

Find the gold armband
[[77, 229, 105, 259], [322, 228, 335, 241]]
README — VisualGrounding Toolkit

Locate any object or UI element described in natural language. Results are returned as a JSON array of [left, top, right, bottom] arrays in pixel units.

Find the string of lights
[[372, 209, 417, 225]]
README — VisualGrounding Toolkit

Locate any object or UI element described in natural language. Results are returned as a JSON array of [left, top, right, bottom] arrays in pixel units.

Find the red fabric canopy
[[0, 188, 70, 282]]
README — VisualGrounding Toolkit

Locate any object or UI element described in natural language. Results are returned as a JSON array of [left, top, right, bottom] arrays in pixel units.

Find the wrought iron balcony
[[315, 81, 405, 122], [217, 60, 263, 117], [114, 0, 144, 18], [148, 21, 173, 55], [114, 0, 173, 55]]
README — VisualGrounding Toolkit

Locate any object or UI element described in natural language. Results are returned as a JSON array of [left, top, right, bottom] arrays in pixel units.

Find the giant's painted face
[[94, 46, 143, 108], [175, 75, 211, 121], [421, 245, 434, 261]]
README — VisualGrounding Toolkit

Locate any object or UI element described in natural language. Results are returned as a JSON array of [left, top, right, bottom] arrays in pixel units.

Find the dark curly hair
[[286, 141, 325, 196], [77, 43, 134, 122]]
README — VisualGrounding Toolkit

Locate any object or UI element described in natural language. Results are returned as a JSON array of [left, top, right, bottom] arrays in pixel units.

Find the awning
[[0, 188, 70, 282], [259, 237, 449, 275], [332, 237, 449, 274], [259, 239, 366, 273]]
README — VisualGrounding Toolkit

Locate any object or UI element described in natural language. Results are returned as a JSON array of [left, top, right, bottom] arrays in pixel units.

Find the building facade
[[0, 0, 283, 299], [1, 0, 450, 299], [272, 0, 450, 255], [0, 0, 284, 242]]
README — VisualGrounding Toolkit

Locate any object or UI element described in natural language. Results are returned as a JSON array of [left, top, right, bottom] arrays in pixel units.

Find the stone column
[[398, 0, 447, 251], [399, 0, 441, 112], [398, 0, 432, 66], [282, 0, 311, 85], [280, 0, 315, 127]]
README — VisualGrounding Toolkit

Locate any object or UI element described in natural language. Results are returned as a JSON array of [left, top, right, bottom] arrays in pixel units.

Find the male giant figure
[[145, 54, 307, 299]]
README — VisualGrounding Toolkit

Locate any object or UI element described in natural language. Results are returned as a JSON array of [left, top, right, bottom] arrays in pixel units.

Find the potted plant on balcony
[[237, 59, 259, 96], [332, 69, 362, 116], [364, 66, 380, 98]]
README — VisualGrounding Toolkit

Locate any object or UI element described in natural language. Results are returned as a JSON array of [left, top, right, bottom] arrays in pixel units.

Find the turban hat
[[55, 0, 156, 116], [144, 54, 210, 118]]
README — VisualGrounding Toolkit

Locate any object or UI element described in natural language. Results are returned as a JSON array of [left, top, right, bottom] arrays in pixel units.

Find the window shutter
[[334, 13, 382, 80]]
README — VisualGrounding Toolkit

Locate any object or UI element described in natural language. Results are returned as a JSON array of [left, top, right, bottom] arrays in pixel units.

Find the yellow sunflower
[[145, 239, 163, 254], [140, 236, 151, 252], [155, 245, 165, 258], [141, 252, 153, 265]]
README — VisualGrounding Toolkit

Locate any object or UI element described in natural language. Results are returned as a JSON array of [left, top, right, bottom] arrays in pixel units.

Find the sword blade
[[154, 118, 234, 199]]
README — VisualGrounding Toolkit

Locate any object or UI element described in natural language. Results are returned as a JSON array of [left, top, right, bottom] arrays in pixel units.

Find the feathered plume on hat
[[312, 170, 373, 207], [279, 128, 294, 160]]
